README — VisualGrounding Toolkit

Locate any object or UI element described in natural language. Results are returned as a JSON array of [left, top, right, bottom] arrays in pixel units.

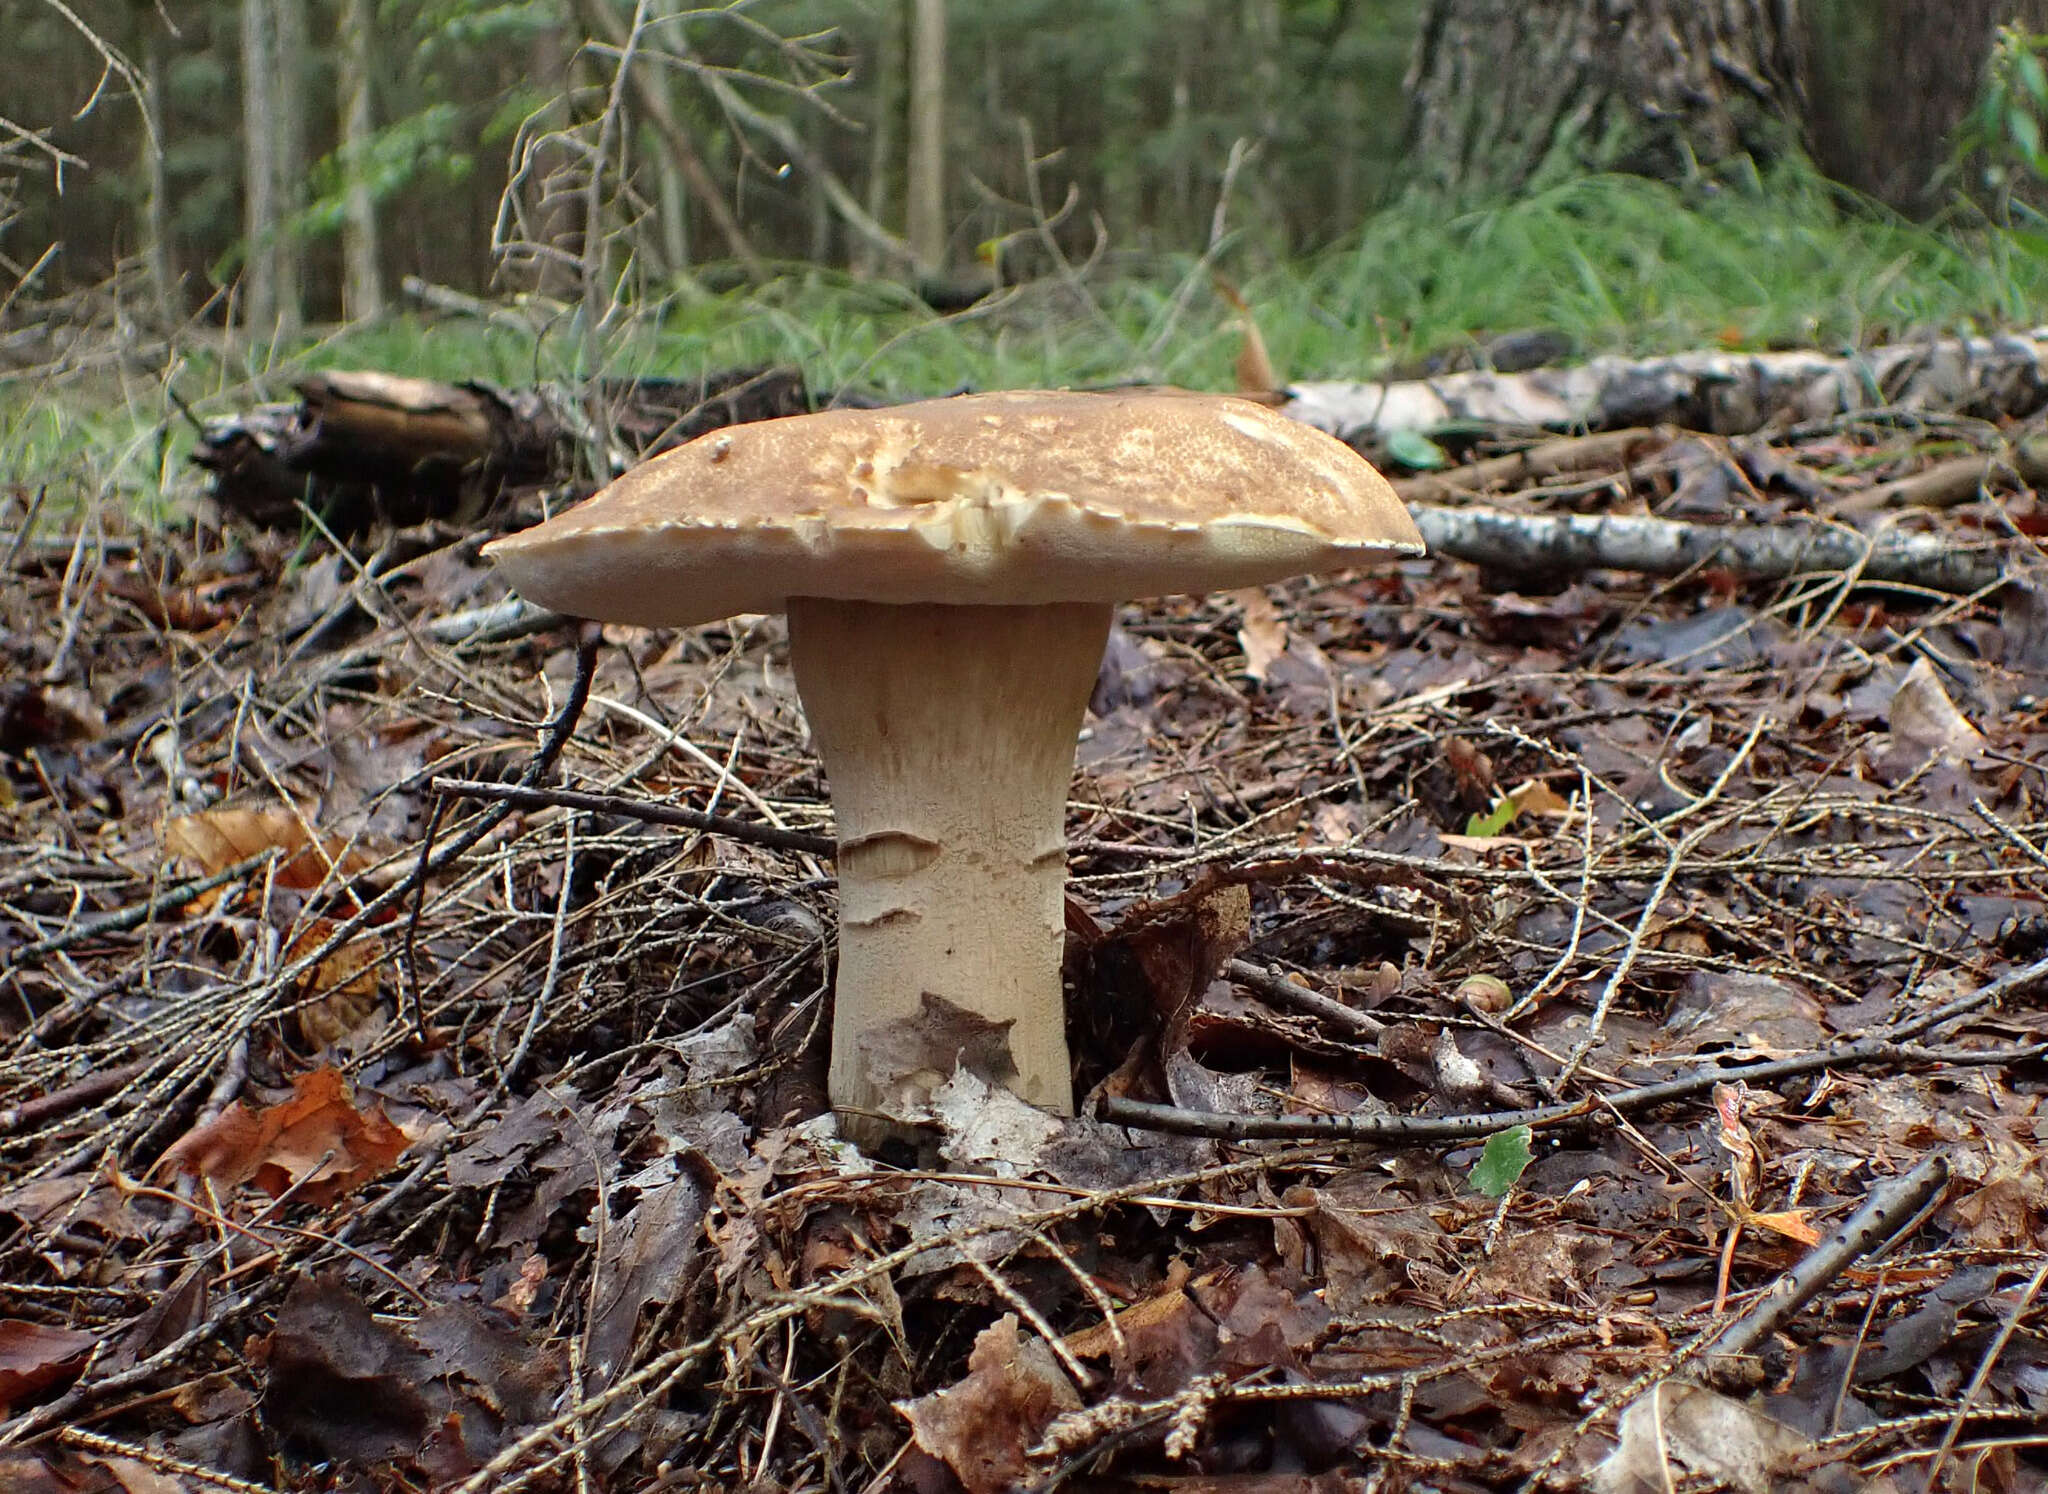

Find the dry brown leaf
[[286, 917, 385, 1049], [896, 1315, 1080, 1494], [163, 807, 376, 896], [0, 1320, 97, 1410], [155, 1066, 412, 1206], [1232, 587, 1289, 684], [1887, 656, 1986, 760]]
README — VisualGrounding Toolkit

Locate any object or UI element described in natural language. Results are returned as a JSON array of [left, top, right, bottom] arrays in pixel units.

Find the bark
[[192, 366, 851, 532], [856, 0, 905, 278], [338, 0, 384, 321], [137, 20, 173, 327], [1402, 0, 1806, 200], [1804, 0, 2048, 213], [1284, 333, 2048, 444], [238, 0, 279, 333], [272, 0, 308, 334], [1410, 505, 2009, 596], [906, 0, 947, 270]]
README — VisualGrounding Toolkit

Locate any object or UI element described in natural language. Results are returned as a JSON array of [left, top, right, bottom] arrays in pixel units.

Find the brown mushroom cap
[[484, 389, 1422, 628]]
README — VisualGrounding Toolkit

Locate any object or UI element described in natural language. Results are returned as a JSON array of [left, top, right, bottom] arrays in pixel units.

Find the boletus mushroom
[[483, 390, 1422, 1137]]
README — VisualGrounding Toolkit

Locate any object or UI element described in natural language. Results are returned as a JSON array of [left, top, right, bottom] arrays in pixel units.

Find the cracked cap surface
[[483, 389, 1424, 628]]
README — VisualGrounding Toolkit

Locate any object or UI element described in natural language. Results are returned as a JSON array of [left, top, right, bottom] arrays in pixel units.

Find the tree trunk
[[906, 0, 947, 271], [338, 0, 384, 320], [273, 0, 308, 334], [1803, 0, 2048, 214], [1402, 0, 1806, 200], [239, 0, 279, 334], [856, 0, 905, 278], [137, 17, 174, 327]]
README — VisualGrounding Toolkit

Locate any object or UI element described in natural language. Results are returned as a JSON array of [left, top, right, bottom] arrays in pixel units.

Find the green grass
[[8, 159, 2047, 516]]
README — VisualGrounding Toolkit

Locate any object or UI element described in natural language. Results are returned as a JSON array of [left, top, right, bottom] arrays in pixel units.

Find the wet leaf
[[0, 1320, 97, 1408], [896, 1315, 1080, 1494]]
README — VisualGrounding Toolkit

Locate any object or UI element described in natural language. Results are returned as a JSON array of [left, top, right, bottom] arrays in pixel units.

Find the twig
[[1918, 1256, 2048, 1492], [0, 851, 277, 984], [1225, 958, 1385, 1040], [429, 776, 836, 858], [1096, 1035, 2042, 1144], [1703, 1154, 1950, 1366], [0, 1060, 148, 1134]]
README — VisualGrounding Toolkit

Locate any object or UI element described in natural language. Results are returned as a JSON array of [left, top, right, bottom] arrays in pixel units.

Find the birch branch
[[1409, 503, 2017, 594], [1288, 332, 2048, 444]]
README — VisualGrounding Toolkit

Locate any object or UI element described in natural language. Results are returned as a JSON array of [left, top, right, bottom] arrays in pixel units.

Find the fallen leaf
[[1233, 587, 1289, 684], [0, 1320, 97, 1409], [896, 1315, 1080, 1494], [1470, 1126, 1534, 1198], [1591, 1380, 1808, 1494], [155, 1067, 412, 1206], [286, 917, 385, 1050], [163, 807, 377, 896], [1887, 656, 1985, 760]]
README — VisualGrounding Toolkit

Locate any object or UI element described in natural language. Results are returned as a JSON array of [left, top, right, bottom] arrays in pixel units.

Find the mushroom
[[483, 390, 1422, 1136]]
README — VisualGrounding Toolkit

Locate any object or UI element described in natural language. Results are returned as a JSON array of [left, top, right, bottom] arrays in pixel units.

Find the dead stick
[[428, 776, 836, 858], [0, 852, 277, 983], [1836, 437, 2048, 515], [0, 1061, 150, 1134], [1098, 1035, 2040, 1143], [1408, 504, 2009, 594], [1225, 958, 1386, 1040], [1393, 427, 1670, 502]]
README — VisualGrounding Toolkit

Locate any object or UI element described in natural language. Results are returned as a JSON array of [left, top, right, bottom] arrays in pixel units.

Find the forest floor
[[4, 260, 2048, 1487]]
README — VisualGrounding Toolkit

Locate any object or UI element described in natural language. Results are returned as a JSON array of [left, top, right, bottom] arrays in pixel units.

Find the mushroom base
[[787, 597, 1113, 1141]]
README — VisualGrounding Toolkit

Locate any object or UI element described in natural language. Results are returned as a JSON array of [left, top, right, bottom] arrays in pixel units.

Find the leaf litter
[[0, 379, 2046, 1491]]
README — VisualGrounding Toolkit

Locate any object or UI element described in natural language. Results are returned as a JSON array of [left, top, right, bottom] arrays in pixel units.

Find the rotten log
[[193, 365, 855, 533], [1287, 331, 2048, 445]]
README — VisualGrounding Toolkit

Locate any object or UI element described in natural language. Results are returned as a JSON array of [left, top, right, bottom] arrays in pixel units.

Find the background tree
[[1803, 0, 2048, 213], [905, 0, 946, 271], [337, 0, 383, 320], [1402, 0, 1807, 199]]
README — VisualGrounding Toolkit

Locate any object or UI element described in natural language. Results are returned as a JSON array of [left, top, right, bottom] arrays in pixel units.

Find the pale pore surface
[[485, 390, 1422, 628], [787, 597, 1113, 1123]]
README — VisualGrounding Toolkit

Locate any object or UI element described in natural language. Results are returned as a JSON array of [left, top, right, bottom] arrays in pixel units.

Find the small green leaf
[[1464, 797, 1518, 837], [1384, 428, 1449, 471], [2009, 107, 2042, 165], [1470, 1126, 1534, 1198], [2019, 48, 2048, 109]]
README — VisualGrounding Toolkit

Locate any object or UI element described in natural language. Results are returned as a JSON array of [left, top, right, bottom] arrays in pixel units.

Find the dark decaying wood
[[192, 365, 852, 533]]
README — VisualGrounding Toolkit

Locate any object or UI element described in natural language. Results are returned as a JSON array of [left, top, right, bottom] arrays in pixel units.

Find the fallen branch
[[1393, 427, 1672, 502], [1098, 1036, 2047, 1144], [1409, 503, 2013, 593], [1703, 1154, 1950, 1367], [1835, 436, 2048, 515], [1288, 331, 2048, 443]]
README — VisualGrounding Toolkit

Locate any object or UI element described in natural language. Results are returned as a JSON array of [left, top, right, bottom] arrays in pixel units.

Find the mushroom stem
[[787, 597, 1113, 1132]]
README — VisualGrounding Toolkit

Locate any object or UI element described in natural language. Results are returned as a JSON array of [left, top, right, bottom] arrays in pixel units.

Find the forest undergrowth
[[2, 166, 2047, 1491]]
